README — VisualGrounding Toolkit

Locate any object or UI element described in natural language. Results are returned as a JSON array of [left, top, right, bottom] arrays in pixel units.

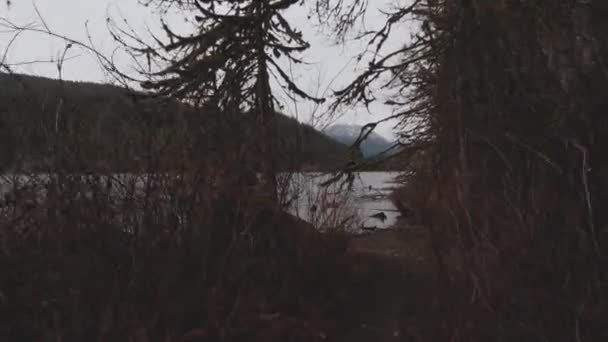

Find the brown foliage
[[322, 0, 608, 339], [0, 170, 356, 341], [396, 0, 608, 340]]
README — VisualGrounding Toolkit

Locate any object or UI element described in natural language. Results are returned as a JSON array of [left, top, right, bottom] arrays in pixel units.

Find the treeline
[[0, 73, 352, 173]]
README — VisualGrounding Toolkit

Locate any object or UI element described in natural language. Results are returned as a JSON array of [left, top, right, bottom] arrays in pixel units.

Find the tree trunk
[[254, 0, 277, 202]]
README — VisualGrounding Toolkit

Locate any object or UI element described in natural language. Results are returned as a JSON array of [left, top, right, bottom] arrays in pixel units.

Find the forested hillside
[[0, 73, 352, 172]]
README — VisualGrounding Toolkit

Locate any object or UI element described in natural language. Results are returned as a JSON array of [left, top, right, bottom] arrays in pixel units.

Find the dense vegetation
[[316, 0, 608, 340], [2, 0, 608, 341], [387, 1, 608, 340]]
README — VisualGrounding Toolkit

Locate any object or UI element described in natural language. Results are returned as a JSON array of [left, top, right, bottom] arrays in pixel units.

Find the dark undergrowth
[[7, 1, 608, 341], [0, 171, 384, 341], [391, 1, 608, 341], [0, 163, 442, 342]]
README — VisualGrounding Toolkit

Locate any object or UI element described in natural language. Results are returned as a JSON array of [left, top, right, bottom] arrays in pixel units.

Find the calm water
[[282, 172, 401, 231], [0, 172, 402, 232]]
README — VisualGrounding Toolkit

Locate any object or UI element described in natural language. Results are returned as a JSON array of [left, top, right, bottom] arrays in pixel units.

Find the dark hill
[[0, 73, 351, 172]]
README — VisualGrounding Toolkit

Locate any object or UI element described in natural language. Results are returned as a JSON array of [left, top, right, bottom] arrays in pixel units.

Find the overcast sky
[[1, 0, 409, 138]]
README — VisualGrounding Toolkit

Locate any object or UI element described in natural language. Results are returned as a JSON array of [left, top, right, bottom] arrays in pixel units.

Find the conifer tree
[[117, 0, 323, 198]]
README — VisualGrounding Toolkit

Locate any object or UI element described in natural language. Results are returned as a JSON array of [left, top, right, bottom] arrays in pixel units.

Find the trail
[[340, 220, 437, 341]]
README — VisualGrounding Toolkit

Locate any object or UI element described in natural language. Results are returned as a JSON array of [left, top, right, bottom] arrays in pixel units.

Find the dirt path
[[338, 221, 437, 341], [349, 220, 433, 270]]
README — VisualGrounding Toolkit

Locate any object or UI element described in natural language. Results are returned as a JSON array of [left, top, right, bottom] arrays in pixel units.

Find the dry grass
[[0, 166, 359, 340], [0, 167, 436, 341]]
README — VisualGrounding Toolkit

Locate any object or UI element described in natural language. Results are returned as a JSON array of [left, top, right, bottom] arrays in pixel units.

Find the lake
[[281, 172, 402, 232], [0, 172, 402, 232]]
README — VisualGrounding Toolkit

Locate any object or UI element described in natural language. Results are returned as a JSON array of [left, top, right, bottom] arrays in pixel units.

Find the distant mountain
[[0, 73, 350, 172], [324, 124, 392, 158]]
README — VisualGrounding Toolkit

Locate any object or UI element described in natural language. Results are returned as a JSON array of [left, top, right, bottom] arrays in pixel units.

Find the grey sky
[[1, 0, 409, 138]]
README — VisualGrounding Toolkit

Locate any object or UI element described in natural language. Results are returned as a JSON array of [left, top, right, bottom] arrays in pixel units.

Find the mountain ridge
[[324, 124, 392, 158]]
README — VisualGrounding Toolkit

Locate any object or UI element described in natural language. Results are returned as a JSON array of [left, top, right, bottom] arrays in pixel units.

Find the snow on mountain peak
[[324, 124, 392, 158]]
